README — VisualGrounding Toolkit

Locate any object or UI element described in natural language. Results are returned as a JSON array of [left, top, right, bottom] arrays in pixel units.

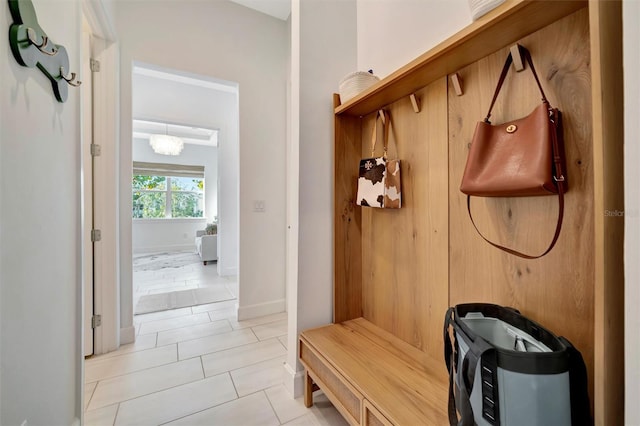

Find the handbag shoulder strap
[[369, 110, 390, 158], [443, 308, 459, 425], [558, 337, 593, 426], [444, 308, 498, 425], [485, 45, 548, 124], [467, 188, 564, 259]]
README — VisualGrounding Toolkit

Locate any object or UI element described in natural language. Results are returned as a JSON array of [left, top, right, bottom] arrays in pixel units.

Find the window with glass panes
[[132, 162, 204, 219]]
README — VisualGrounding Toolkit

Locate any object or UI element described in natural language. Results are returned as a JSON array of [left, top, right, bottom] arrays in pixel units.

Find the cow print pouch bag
[[356, 110, 402, 209]]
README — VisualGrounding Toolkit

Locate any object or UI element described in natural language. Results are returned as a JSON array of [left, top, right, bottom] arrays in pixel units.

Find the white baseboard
[[237, 298, 285, 321], [283, 362, 305, 399], [133, 243, 195, 254], [120, 325, 136, 345]]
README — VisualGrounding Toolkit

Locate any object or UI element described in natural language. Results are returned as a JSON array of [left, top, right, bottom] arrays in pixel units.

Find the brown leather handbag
[[460, 45, 567, 258]]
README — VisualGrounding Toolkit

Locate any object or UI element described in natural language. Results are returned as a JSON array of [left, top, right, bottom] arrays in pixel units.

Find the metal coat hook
[[60, 67, 81, 87], [26, 27, 57, 56]]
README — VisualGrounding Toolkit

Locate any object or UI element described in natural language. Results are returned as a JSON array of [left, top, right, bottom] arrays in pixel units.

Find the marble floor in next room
[[84, 252, 347, 425]]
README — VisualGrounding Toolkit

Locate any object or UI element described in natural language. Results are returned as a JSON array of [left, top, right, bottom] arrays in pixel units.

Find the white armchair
[[195, 231, 217, 265]]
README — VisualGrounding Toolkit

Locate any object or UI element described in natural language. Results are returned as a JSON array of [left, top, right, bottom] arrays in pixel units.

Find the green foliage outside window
[[133, 175, 166, 190], [133, 192, 166, 218], [171, 192, 203, 218], [133, 174, 204, 219]]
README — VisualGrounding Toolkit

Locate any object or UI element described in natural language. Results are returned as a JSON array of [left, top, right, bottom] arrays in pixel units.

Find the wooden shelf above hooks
[[334, 0, 586, 117]]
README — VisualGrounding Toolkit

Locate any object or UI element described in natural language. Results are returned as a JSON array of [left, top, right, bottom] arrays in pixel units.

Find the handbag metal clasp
[[554, 175, 565, 182]]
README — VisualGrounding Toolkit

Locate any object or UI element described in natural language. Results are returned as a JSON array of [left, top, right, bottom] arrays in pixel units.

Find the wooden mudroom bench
[[299, 318, 448, 425], [299, 0, 624, 425]]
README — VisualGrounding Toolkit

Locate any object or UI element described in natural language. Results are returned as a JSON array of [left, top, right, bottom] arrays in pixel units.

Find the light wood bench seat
[[299, 317, 449, 425]]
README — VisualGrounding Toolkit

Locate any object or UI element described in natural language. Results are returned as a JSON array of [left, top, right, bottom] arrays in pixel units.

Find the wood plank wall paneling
[[448, 8, 595, 400], [334, 96, 363, 323], [329, 4, 623, 423], [360, 79, 450, 360]]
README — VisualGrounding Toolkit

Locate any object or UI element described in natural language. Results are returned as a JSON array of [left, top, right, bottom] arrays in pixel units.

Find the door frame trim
[[82, 0, 117, 42], [92, 36, 120, 355], [81, 0, 120, 356], [81, 21, 94, 358]]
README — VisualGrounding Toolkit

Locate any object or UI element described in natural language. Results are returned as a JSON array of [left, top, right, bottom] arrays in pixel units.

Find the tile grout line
[[111, 403, 120, 426], [85, 380, 99, 412], [86, 349, 179, 379], [249, 326, 260, 341], [87, 367, 208, 413], [86, 344, 179, 384], [263, 389, 285, 425], [177, 334, 264, 362], [286, 412, 312, 426], [277, 335, 288, 351], [157, 324, 234, 347], [136, 309, 208, 324], [223, 356, 287, 400], [206, 353, 288, 379], [138, 313, 212, 335], [228, 371, 240, 399], [155, 394, 227, 426], [86, 341, 172, 365], [134, 308, 195, 323], [231, 315, 289, 331]]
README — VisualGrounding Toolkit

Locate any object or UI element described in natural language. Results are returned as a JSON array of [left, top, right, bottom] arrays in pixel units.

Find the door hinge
[[90, 58, 100, 72], [91, 144, 101, 156], [91, 314, 102, 329], [91, 229, 102, 242]]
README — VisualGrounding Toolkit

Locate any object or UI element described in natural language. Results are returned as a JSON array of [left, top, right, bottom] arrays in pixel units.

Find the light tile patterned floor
[[84, 252, 347, 425]]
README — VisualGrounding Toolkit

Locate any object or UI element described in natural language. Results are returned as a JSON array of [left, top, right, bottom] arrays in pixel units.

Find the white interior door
[[82, 23, 94, 357]]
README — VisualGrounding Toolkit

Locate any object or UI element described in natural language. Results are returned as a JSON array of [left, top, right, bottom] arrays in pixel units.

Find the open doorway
[[130, 63, 240, 317]]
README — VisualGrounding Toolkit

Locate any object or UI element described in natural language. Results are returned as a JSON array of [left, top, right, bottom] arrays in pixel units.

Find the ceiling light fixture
[[149, 124, 184, 156]]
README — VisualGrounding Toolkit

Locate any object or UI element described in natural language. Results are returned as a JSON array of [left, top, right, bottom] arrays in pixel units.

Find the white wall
[[131, 70, 232, 263], [132, 139, 217, 254], [624, 0, 640, 422], [356, 0, 471, 78], [1, 0, 82, 423], [113, 0, 287, 329], [133, 219, 206, 253], [131, 69, 230, 223], [285, 0, 357, 397], [217, 91, 240, 278]]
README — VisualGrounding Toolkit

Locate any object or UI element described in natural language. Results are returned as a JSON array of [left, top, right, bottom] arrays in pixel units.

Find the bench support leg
[[304, 371, 314, 407]]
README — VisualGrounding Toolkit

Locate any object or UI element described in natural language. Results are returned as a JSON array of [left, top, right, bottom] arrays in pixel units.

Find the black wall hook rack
[[8, 0, 81, 102]]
